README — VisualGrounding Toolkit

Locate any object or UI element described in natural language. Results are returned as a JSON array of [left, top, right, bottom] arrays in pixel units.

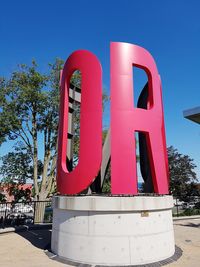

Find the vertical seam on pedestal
[[128, 236, 132, 264], [88, 211, 90, 235]]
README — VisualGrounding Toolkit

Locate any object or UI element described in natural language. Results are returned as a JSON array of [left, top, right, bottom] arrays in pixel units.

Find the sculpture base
[[51, 195, 175, 266]]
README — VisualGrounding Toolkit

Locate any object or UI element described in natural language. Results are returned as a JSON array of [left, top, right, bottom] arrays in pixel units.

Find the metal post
[[176, 197, 179, 217], [33, 201, 36, 224], [4, 203, 8, 224]]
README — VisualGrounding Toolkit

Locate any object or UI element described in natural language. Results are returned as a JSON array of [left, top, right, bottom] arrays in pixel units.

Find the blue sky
[[0, 0, 200, 179]]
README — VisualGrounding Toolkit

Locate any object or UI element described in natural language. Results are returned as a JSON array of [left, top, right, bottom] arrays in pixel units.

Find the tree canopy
[[0, 59, 63, 201], [168, 146, 199, 201], [0, 60, 109, 201], [0, 144, 43, 184]]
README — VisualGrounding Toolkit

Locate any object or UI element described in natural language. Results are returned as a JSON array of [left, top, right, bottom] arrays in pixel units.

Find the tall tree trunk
[[32, 112, 39, 200], [34, 201, 47, 224]]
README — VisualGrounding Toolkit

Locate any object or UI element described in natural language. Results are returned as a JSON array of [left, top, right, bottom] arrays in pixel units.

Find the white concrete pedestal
[[51, 195, 175, 266]]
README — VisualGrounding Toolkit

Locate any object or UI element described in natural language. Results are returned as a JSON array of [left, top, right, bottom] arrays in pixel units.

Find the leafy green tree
[[168, 146, 198, 201], [0, 61, 109, 202], [103, 145, 199, 197], [0, 144, 43, 184], [0, 193, 6, 203], [0, 59, 63, 202], [0, 77, 11, 145]]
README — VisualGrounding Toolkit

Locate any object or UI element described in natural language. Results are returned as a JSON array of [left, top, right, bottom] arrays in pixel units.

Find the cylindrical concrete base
[[51, 195, 175, 266]]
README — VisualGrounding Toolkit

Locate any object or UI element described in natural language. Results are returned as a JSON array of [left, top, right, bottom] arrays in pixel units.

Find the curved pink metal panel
[[111, 42, 169, 194], [57, 50, 102, 194]]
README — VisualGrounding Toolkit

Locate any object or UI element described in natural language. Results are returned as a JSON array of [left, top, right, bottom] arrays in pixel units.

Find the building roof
[[183, 106, 200, 124]]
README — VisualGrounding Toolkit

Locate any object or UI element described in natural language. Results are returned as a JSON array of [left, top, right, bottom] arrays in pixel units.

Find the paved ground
[[0, 229, 66, 267], [0, 218, 199, 267], [167, 218, 200, 267]]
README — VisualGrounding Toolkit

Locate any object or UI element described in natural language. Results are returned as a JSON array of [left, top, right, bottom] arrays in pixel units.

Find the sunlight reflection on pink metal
[[57, 50, 102, 194], [57, 42, 169, 195], [110, 42, 169, 194]]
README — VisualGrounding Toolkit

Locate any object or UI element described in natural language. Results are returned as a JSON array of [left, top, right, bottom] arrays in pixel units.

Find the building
[[183, 106, 200, 124], [183, 106, 200, 191]]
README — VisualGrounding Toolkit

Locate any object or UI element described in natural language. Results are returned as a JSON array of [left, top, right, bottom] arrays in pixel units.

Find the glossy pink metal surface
[[57, 50, 102, 194], [57, 42, 169, 195], [111, 42, 169, 194]]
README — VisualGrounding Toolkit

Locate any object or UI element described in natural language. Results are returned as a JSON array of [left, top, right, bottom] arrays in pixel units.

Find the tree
[[168, 146, 198, 201], [0, 59, 63, 203], [102, 145, 199, 196], [0, 60, 66, 221], [0, 77, 11, 145], [0, 61, 109, 199], [0, 193, 6, 203], [6, 183, 32, 203], [0, 143, 43, 184]]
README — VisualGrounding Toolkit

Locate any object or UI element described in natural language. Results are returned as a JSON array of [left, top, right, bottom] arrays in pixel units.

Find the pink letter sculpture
[[57, 42, 169, 195], [111, 42, 169, 194], [52, 42, 175, 267], [57, 50, 102, 194]]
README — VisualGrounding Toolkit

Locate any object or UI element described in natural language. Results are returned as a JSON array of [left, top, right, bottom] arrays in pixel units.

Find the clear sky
[[0, 0, 200, 179]]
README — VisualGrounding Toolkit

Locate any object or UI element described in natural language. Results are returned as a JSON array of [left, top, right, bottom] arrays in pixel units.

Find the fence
[[172, 195, 200, 217], [0, 196, 200, 228], [0, 200, 52, 228]]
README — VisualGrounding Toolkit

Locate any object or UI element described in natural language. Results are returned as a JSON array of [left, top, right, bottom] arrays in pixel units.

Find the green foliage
[[70, 70, 81, 88], [178, 208, 200, 216], [168, 146, 198, 201], [102, 179, 111, 193], [0, 144, 43, 184], [0, 77, 10, 145], [0, 59, 63, 200], [102, 160, 111, 193], [7, 183, 32, 203], [194, 201, 200, 209], [101, 145, 199, 196], [0, 193, 6, 203], [0, 60, 109, 199]]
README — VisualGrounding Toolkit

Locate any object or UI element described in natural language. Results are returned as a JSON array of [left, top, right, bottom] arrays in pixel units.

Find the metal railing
[[172, 195, 200, 217], [0, 200, 52, 228], [1, 195, 199, 227]]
